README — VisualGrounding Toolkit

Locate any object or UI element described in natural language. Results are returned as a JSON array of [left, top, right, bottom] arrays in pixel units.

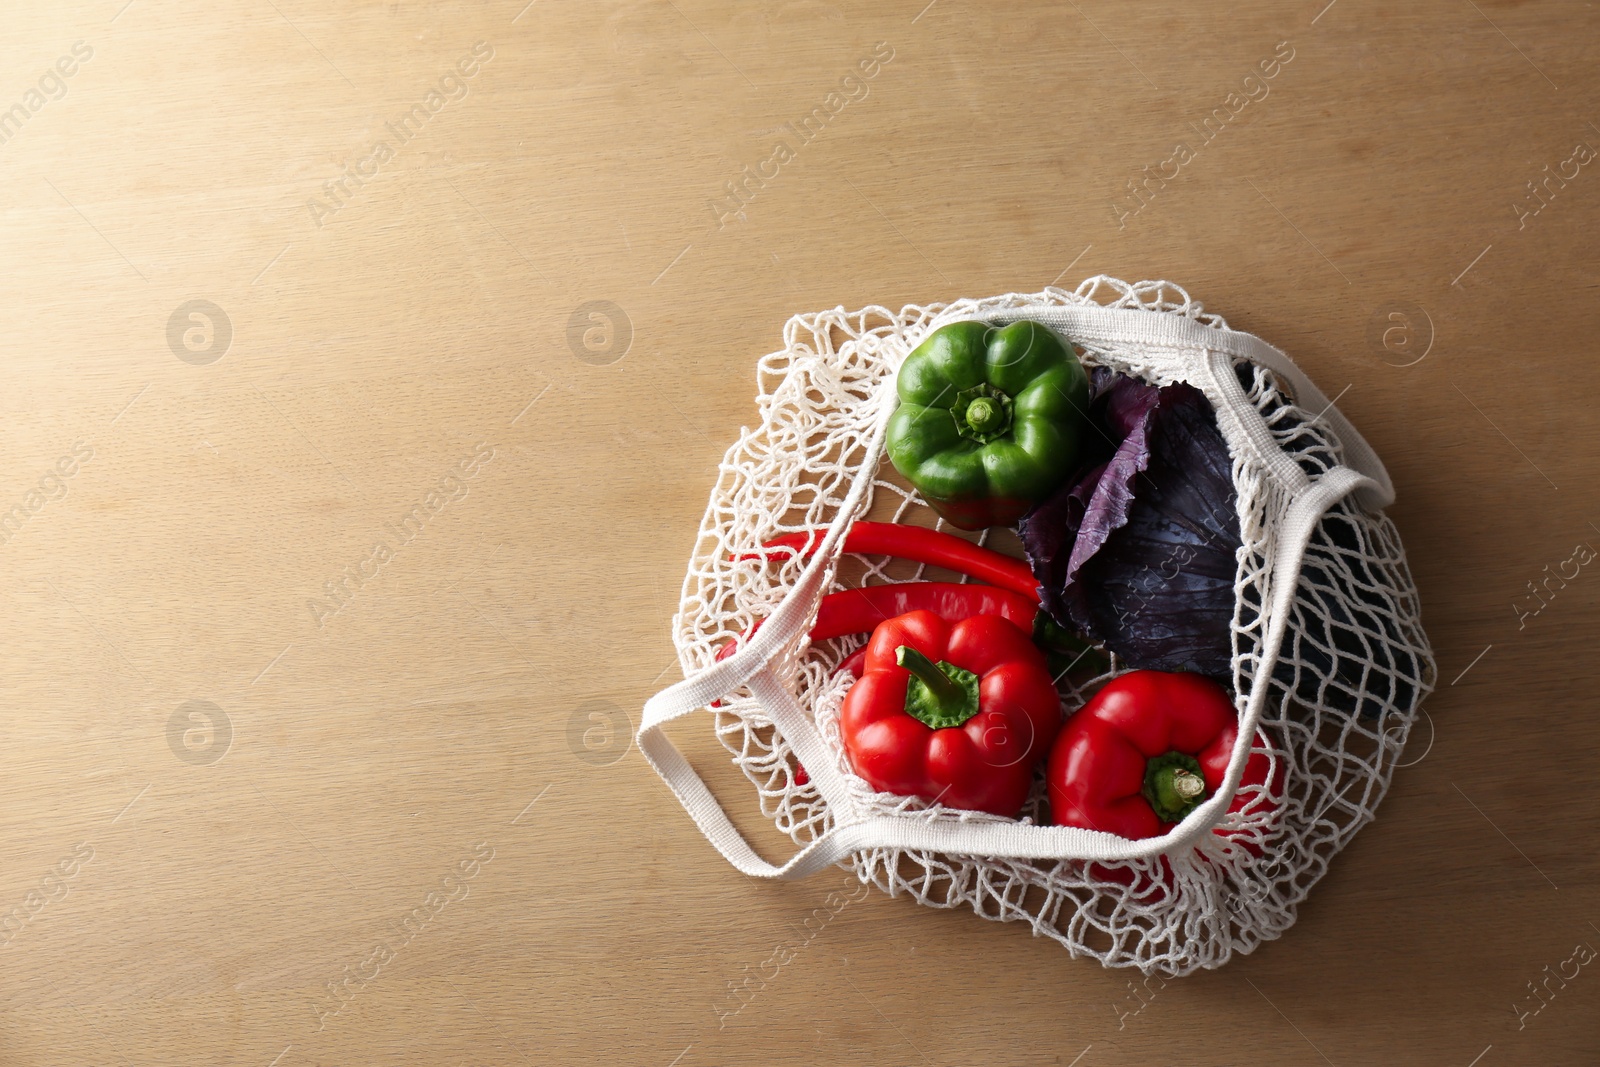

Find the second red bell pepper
[[1048, 670, 1277, 840]]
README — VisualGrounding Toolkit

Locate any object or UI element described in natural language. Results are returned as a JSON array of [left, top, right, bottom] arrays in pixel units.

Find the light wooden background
[[0, 1, 1596, 1064]]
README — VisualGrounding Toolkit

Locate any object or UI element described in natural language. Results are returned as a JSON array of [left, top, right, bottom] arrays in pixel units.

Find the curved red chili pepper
[[812, 582, 1037, 639], [714, 582, 1039, 665], [736, 522, 1041, 603], [710, 582, 1040, 708], [837, 647, 867, 679], [795, 646, 863, 785]]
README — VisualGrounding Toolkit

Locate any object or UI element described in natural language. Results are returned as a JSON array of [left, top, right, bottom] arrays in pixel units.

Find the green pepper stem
[[966, 397, 1001, 434], [948, 383, 1015, 444], [895, 646, 965, 710]]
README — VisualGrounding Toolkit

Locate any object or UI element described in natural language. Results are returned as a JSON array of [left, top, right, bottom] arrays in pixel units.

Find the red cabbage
[[1018, 374, 1240, 676]]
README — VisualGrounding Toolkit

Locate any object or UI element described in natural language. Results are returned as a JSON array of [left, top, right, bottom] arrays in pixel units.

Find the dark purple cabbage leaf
[[1018, 374, 1241, 676]]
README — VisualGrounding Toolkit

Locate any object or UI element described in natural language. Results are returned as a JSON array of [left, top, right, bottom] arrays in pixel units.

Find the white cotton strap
[[1158, 463, 1378, 853], [633, 672, 863, 878], [639, 373, 897, 732], [634, 372, 903, 878]]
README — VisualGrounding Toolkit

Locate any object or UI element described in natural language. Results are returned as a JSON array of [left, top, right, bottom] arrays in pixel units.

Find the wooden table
[[1, 1, 1595, 1063]]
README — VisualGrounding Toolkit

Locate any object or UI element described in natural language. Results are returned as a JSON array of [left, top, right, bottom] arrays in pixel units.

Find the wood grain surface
[[0, 1, 1596, 1064]]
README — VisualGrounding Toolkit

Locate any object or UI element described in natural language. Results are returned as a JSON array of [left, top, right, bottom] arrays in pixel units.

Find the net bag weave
[[639, 277, 1433, 975]]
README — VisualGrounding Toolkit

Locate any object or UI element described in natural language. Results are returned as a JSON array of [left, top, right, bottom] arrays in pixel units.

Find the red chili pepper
[[837, 647, 867, 679], [738, 522, 1041, 602], [795, 645, 862, 784], [1048, 670, 1276, 840], [813, 582, 1037, 640], [839, 609, 1061, 817], [714, 581, 1039, 665], [710, 581, 1092, 712]]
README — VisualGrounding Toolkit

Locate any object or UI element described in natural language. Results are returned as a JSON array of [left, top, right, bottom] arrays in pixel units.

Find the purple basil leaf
[[1099, 373, 1163, 438], [1064, 377, 1166, 592], [1016, 370, 1128, 618], [1018, 460, 1105, 627]]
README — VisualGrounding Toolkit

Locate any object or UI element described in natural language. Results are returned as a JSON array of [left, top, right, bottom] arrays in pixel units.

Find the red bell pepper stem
[[894, 645, 980, 728], [1144, 753, 1209, 822], [1172, 772, 1204, 799], [737, 522, 1040, 603], [895, 646, 963, 706]]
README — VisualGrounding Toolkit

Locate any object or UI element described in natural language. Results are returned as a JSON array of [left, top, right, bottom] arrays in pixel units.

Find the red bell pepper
[[1048, 670, 1276, 840], [839, 609, 1061, 817]]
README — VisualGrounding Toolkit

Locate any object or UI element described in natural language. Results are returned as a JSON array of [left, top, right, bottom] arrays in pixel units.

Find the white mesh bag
[[638, 277, 1433, 975]]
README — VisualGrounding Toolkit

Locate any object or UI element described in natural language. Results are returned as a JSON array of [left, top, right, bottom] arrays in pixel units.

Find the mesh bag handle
[[971, 303, 1394, 511], [638, 302, 1384, 877]]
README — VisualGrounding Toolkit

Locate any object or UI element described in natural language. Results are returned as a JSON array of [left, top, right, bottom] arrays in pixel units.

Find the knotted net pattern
[[669, 277, 1433, 975]]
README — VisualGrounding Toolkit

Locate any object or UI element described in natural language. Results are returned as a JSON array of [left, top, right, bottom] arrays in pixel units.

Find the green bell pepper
[[886, 320, 1088, 530]]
